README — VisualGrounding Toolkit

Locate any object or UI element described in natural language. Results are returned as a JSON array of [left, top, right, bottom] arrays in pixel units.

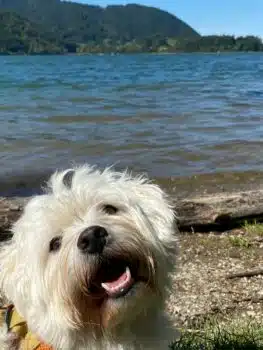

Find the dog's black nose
[[77, 226, 108, 254]]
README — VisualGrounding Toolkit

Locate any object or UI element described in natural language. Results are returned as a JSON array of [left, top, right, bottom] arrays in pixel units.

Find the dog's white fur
[[0, 165, 177, 349]]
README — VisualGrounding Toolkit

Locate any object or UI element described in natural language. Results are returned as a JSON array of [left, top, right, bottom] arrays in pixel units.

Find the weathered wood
[[175, 190, 263, 230], [0, 197, 29, 236], [226, 268, 263, 280], [1, 190, 263, 235]]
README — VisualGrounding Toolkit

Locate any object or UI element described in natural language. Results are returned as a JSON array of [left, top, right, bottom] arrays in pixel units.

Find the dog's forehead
[[45, 181, 133, 219], [22, 188, 138, 245], [29, 168, 153, 236], [59, 173, 142, 204], [54, 168, 145, 193]]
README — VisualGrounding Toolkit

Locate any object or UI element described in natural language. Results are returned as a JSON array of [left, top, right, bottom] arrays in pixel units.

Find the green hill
[[0, 11, 65, 54], [0, 1, 261, 55], [0, 0, 200, 44]]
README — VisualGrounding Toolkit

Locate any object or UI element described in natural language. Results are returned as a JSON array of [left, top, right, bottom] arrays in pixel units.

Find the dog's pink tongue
[[101, 267, 133, 297]]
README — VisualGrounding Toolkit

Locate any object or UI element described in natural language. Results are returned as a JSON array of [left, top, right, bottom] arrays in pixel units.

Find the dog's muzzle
[[76, 226, 150, 299]]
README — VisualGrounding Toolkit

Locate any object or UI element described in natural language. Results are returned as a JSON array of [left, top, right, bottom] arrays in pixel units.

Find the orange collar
[[0, 305, 53, 350]]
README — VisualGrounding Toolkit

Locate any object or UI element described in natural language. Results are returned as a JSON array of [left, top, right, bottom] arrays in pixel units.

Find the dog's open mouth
[[89, 258, 139, 299], [101, 266, 134, 298]]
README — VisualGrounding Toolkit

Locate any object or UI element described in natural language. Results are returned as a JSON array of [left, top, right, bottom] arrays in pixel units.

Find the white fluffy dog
[[0, 165, 177, 349]]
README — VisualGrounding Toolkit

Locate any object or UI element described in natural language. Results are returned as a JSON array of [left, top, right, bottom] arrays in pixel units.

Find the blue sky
[[75, 0, 263, 37]]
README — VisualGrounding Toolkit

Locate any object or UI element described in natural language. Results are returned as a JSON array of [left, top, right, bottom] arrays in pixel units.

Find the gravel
[[167, 229, 263, 329]]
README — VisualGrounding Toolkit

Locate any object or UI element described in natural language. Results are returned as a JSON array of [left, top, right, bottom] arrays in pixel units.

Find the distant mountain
[[0, 9, 261, 55], [0, 0, 200, 44]]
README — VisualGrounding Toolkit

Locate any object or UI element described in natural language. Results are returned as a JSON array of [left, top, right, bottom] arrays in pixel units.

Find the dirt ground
[[167, 227, 263, 329]]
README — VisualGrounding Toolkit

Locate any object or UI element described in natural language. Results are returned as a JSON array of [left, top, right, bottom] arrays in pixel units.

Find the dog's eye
[[49, 236, 62, 252], [102, 205, 118, 215]]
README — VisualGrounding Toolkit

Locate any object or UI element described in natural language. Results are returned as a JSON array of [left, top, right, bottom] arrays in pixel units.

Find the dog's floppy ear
[[0, 240, 18, 301], [130, 179, 177, 283], [131, 179, 176, 245]]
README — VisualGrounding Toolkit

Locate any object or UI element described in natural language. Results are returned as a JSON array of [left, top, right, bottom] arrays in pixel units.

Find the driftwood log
[[0, 197, 29, 239], [226, 268, 263, 280], [1, 190, 263, 237], [175, 190, 263, 231]]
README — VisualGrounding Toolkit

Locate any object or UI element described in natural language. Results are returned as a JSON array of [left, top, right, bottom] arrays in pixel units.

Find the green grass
[[228, 235, 251, 248], [227, 220, 263, 248], [243, 221, 263, 237], [170, 321, 263, 350]]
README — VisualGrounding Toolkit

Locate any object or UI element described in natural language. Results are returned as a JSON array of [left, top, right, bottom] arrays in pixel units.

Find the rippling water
[[1, 53, 263, 196]]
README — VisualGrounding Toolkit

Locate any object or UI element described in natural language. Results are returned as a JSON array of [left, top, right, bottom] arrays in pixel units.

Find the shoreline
[[1, 168, 263, 234], [1, 186, 263, 234], [1, 169, 262, 199], [1, 51, 263, 57]]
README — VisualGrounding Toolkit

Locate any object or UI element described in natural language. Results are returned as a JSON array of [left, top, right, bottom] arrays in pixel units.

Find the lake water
[[1, 53, 263, 197]]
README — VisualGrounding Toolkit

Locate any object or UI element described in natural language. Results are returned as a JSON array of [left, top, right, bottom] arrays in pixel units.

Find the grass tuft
[[228, 235, 250, 248], [243, 220, 263, 237], [170, 320, 263, 350]]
